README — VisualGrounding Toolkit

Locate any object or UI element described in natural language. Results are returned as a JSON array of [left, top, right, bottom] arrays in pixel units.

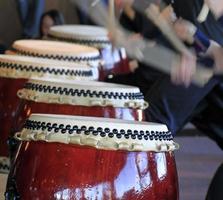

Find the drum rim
[[49, 25, 111, 49], [47, 34, 111, 49], [12, 40, 101, 65], [49, 25, 109, 40], [0, 54, 96, 68], [15, 114, 179, 152], [0, 55, 99, 80], [17, 79, 148, 109]]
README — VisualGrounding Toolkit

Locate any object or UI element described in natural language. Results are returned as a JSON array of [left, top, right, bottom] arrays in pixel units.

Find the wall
[[0, 0, 22, 47], [0, 0, 79, 47]]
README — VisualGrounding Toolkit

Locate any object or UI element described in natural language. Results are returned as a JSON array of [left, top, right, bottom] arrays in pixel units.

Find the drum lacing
[[22, 119, 173, 141], [15, 49, 101, 62], [22, 82, 144, 100], [0, 61, 94, 76]]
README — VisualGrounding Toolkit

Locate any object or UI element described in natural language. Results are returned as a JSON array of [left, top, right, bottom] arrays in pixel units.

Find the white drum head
[[0, 55, 98, 80], [15, 114, 179, 152], [18, 78, 148, 109], [49, 25, 111, 49], [12, 40, 101, 67]]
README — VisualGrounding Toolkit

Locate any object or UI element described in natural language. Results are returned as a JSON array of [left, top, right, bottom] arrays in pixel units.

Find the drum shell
[[8, 141, 179, 200], [0, 77, 27, 158], [12, 100, 145, 134], [99, 48, 130, 81]]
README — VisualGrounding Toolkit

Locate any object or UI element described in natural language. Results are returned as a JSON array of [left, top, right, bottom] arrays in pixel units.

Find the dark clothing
[[169, 0, 223, 45], [0, 43, 6, 54], [206, 163, 223, 200], [219, 16, 223, 27], [120, 10, 160, 39], [16, 0, 45, 38], [167, 0, 223, 149], [110, 0, 223, 150]]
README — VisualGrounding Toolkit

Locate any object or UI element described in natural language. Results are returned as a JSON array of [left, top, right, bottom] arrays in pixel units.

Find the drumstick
[[72, 0, 214, 86], [91, 0, 100, 7], [108, 0, 117, 46], [133, 1, 191, 53], [145, 4, 187, 53], [140, 4, 214, 83], [109, 0, 115, 25], [197, 3, 209, 23]]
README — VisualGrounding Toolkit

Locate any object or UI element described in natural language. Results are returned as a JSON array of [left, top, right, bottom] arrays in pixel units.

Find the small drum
[[0, 55, 98, 173], [12, 39, 101, 68], [7, 114, 179, 200], [13, 78, 148, 134], [49, 25, 130, 79]]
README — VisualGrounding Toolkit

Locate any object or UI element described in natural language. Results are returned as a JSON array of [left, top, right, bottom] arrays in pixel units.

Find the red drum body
[[14, 102, 142, 133], [9, 142, 178, 200], [100, 47, 129, 80], [0, 55, 98, 173], [0, 77, 26, 166], [13, 79, 147, 133], [48, 25, 130, 80], [6, 114, 179, 200]]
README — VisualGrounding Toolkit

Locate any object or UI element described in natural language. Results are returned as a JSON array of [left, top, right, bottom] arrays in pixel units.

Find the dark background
[[0, 0, 79, 47]]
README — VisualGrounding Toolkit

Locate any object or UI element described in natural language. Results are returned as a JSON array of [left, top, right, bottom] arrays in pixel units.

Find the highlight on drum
[[6, 114, 179, 199], [1, 0, 222, 199], [0, 54, 99, 174]]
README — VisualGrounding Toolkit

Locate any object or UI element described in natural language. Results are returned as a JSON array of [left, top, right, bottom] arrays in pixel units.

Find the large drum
[[0, 55, 98, 173], [6, 114, 179, 200], [48, 25, 130, 79], [13, 78, 148, 134], [12, 40, 101, 68]]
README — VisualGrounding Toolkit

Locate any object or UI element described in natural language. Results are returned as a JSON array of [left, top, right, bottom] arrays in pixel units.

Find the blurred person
[[172, 2, 223, 198], [107, 0, 223, 150], [15, 0, 45, 38], [167, 1, 223, 151], [205, 0, 223, 18], [39, 9, 65, 39], [111, 2, 223, 199], [110, 1, 223, 199]]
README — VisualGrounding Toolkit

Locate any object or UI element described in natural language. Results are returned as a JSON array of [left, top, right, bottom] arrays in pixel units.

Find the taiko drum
[[6, 114, 179, 200], [49, 25, 130, 80], [0, 55, 98, 173], [13, 78, 148, 134]]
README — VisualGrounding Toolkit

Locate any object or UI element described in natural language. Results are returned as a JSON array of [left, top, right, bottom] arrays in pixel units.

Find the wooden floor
[[175, 137, 223, 200], [0, 136, 222, 200], [0, 174, 7, 199]]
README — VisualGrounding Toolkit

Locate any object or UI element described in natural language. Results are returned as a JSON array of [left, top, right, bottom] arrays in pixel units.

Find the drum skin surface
[[0, 77, 27, 158], [9, 141, 178, 200], [13, 101, 144, 134]]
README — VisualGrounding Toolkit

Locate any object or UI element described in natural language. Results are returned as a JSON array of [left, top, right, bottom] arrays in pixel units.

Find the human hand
[[204, 0, 223, 18], [210, 43, 223, 72], [160, 5, 177, 23], [173, 18, 197, 44], [171, 50, 197, 87], [114, 0, 134, 10]]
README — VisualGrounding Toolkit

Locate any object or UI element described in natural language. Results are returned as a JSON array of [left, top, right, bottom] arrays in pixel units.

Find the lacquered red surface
[[99, 48, 130, 81], [10, 141, 178, 200], [12, 101, 144, 134], [0, 77, 27, 158]]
